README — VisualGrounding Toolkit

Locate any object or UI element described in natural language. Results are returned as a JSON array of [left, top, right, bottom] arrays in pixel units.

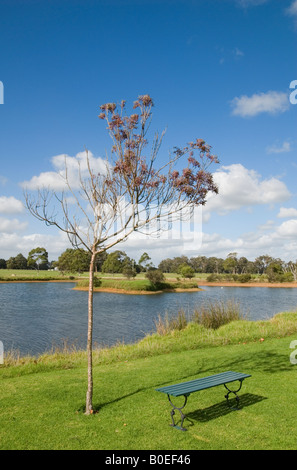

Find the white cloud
[[21, 150, 108, 191], [0, 230, 71, 260], [205, 164, 291, 215], [22, 171, 66, 192], [184, 221, 297, 262], [277, 207, 297, 219], [115, 219, 297, 264], [276, 219, 297, 238], [257, 219, 275, 231], [0, 217, 27, 233], [0, 196, 24, 214], [286, 0, 297, 17], [8, 157, 296, 264], [231, 91, 290, 117], [266, 141, 291, 154]]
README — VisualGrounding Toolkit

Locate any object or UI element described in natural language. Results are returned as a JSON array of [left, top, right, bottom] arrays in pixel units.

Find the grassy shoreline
[[1, 311, 297, 449], [2, 310, 297, 367], [74, 277, 202, 294]]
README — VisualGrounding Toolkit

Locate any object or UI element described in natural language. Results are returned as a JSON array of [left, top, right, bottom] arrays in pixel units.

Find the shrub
[[192, 300, 244, 330], [178, 263, 195, 279], [122, 266, 137, 279], [78, 277, 101, 287], [267, 272, 294, 283], [206, 273, 220, 282], [281, 272, 294, 282], [93, 276, 102, 287], [154, 300, 245, 335], [238, 273, 252, 283], [145, 269, 165, 287], [154, 309, 188, 335]]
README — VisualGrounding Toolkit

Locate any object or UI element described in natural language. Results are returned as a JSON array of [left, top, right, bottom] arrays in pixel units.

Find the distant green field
[[0, 269, 201, 292], [0, 269, 268, 284], [0, 269, 72, 280]]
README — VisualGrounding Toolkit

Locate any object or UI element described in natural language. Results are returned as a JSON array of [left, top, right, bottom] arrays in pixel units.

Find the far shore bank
[[73, 279, 297, 294], [197, 280, 297, 288], [1, 278, 297, 290]]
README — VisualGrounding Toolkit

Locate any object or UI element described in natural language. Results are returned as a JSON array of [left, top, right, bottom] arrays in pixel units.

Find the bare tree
[[284, 261, 297, 281], [24, 95, 219, 414]]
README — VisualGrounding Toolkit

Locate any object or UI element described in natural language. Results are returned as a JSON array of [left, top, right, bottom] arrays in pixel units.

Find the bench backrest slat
[[156, 371, 251, 397]]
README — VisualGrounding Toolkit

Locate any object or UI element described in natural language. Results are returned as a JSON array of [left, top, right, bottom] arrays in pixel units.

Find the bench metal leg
[[224, 380, 243, 410], [167, 394, 189, 431]]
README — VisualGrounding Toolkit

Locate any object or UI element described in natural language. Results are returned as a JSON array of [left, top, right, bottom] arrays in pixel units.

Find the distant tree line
[[157, 252, 297, 283], [1, 248, 297, 282], [0, 248, 50, 271]]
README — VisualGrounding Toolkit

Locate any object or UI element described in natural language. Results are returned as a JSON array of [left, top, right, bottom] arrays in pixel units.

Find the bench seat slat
[[156, 371, 251, 397]]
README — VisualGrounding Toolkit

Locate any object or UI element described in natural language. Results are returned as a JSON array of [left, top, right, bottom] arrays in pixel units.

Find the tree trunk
[[85, 249, 96, 415]]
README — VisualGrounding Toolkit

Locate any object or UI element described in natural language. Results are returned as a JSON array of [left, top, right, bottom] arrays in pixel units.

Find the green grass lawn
[[0, 269, 70, 281], [1, 314, 297, 450], [0, 269, 269, 284]]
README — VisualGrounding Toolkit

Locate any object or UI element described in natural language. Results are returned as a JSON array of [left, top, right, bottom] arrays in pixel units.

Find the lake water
[[1, 282, 297, 357]]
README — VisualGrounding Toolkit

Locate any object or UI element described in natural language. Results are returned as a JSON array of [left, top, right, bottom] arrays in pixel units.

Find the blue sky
[[0, 0, 297, 264]]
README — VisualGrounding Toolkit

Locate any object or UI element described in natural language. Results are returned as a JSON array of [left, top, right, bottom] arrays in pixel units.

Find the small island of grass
[[74, 276, 202, 294]]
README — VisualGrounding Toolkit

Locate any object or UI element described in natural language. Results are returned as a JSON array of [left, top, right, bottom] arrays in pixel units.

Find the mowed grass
[[0, 269, 71, 281], [0, 269, 213, 282], [1, 312, 297, 450]]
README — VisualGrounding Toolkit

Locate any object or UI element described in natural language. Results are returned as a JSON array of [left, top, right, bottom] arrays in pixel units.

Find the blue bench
[[156, 371, 251, 431]]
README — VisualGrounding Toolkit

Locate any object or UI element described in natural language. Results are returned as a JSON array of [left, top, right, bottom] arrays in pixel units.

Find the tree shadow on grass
[[195, 348, 293, 378], [185, 393, 267, 427], [77, 345, 284, 414]]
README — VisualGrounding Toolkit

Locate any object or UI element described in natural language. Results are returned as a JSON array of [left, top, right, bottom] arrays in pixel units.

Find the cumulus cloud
[[231, 91, 290, 117], [266, 141, 291, 154], [277, 207, 297, 219], [123, 221, 297, 262], [276, 219, 297, 238], [0, 230, 71, 260], [257, 219, 275, 231], [0, 217, 27, 233], [9, 157, 296, 264], [0, 196, 24, 214], [205, 164, 291, 215], [21, 150, 108, 191], [184, 221, 297, 262]]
